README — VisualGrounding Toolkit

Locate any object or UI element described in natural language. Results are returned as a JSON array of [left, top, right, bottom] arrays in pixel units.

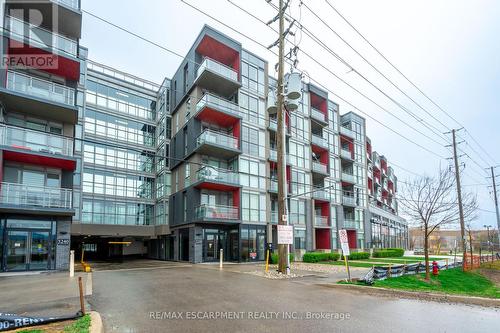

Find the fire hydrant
[[432, 261, 439, 276]]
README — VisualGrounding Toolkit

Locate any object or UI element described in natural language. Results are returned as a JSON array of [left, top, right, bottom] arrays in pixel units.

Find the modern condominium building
[[0, 1, 407, 272]]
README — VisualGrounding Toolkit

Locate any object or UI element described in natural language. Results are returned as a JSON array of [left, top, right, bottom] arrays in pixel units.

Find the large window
[[289, 141, 307, 169], [241, 51, 266, 96], [241, 191, 266, 222], [241, 125, 263, 158], [289, 199, 306, 225], [86, 80, 156, 120], [240, 224, 266, 262], [239, 158, 266, 189], [294, 229, 306, 250], [83, 169, 154, 199], [84, 143, 154, 173], [84, 109, 155, 147], [291, 169, 308, 196], [239, 91, 266, 126], [82, 199, 153, 225]]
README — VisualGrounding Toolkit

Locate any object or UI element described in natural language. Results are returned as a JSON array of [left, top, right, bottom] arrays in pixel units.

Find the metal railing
[[269, 149, 277, 161], [196, 166, 239, 185], [269, 180, 278, 192], [314, 215, 329, 227], [0, 182, 72, 209], [311, 108, 326, 123], [52, 0, 80, 10], [342, 192, 357, 206], [7, 71, 75, 106], [197, 129, 239, 150], [341, 172, 356, 183], [340, 148, 353, 160], [340, 126, 355, 138], [312, 186, 329, 201], [268, 118, 278, 131], [197, 57, 238, 82], [87, 60, 159, 91], [0, 124, 73, 157], [195, 204, 239, 220], [312, 161, 328, 174], [5, 15, 77, 57], [311, 134, 328, 148], [343, 219, 359, 229], [196, 93, 241, 117]]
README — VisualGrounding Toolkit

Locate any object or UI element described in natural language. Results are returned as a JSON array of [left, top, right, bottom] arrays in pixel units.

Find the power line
[[322, 0, 498, 167]]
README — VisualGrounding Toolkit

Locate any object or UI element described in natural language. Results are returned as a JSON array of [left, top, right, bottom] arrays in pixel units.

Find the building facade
[[0, 1, 407, 271]]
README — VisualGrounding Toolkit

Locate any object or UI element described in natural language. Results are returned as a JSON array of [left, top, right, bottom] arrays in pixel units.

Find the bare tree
[[399, 168, 478, 280]]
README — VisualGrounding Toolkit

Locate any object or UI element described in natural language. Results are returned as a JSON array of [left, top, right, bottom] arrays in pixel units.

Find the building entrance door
[[5, 230, 50, 271]]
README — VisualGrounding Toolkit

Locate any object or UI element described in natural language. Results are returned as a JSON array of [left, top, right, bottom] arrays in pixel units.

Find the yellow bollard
[[265, 249, 270, 273]]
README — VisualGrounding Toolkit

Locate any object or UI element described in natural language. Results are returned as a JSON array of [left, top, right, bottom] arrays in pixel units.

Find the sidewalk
[[0, 271, 91, 317]]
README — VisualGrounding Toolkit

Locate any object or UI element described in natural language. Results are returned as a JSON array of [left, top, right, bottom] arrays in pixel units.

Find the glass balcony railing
[[195, 204, 239, 220], [196, 166, 239, 185], [197, 129, 239, 150], [311, 108, 327, 123], [341, 172, 356, 184], [269, 149, 277, 161], [312, 186, 329, 201], [343, 219, 359, 229], [342, 192, 357, 206], [340, 149, 353, 160], [7, 71, 75, 107], [268, 118, 277, 131], [0, 182, 72, 209], [196, 93, 241, 117], [0, 124, 73, 157], [312, 161, 328, 174], [52, 0, 80, 10], [197, 57, 238, 82], [314, 215, 329, 227], [340, 126, 355, 138], [5, 15, 78, 57], [311, 134, 328, 149]]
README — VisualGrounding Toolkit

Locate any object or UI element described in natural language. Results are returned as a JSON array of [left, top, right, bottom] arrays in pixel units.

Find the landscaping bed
[[12, 314, 91, 333]]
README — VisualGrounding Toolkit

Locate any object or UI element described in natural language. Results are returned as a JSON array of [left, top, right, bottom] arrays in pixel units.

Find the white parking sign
[[277, 225, 294, 245], [338, 229, 350, 256]]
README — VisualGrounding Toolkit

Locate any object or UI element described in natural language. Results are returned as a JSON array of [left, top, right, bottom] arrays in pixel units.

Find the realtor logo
[[0, 0, 60, 69]]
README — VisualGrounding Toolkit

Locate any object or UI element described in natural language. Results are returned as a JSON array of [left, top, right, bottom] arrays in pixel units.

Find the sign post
[[338, 229, 351, 282], [278, 225, 293, 274]]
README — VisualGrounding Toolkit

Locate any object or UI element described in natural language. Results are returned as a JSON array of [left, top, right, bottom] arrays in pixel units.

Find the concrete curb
[[320, 283, 500, 308], [89, 311, 103, 333]]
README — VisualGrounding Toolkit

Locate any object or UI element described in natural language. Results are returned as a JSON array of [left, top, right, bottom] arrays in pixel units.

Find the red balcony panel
[[232, 188, 240, 213], [196, 35, 240, 76], [2, 149, 76, 170], [7, 40, 79, 81], [196, 106, 240, 128], [315, 229, 331, 249]]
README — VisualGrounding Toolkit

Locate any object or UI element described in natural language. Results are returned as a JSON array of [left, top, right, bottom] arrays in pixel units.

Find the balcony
[[342, 192, 357, 207], [195, 204, 239, 221], [270, 211, 278, 224], [195, 57, 241, 96], [343, 219, 359, 229], [312, 187, 330, 201], [53, 0, 80, 11], [312, 161, 328, 176], [314, 215, 329, 227], [1, 71, 77, 122], [340, 149, 354, 161], [195, 166, 240, 190], [269, 149, 277, 162], [0, 124, 73, 158], [269, 180, 278, 193], [311, 108, 327, 125], [5, 15, 78, 58], [195, 93, 242, 124], [195, 129, 240, 159], [311, 134, 329, 150], [0, 182, 73, 215], [340, 126, 355, 139], [268, 118, 290, 135], [341, 172, 356, 184]]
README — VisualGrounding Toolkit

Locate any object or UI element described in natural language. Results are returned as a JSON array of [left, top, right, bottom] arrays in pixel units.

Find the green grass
[[18, 330, 44, 333], [374, 268, 500, 298], [64, 314, 91, 333]]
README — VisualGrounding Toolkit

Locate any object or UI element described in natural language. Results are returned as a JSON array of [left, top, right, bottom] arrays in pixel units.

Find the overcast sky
[[80, 0, 500, 229]]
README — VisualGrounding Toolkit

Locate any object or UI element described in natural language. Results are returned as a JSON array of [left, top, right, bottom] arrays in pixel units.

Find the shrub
[[270, 252, 295, 264], [342, 251, 370, 260], [373, 248, 404, 258], [302, 252, 340, 263]]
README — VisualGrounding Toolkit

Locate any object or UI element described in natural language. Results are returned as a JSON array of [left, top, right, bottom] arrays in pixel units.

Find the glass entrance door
[[205, 233, 218, 261], [6, 231, 29, 271], [5, 230, 50, 271], [30, 231, 50, 270]]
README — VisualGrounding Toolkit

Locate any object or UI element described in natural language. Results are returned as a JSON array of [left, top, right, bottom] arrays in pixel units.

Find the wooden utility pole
[[276, 0, 289, 274], [451, 129, 467, 271], [490, 167, 500, 249]]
